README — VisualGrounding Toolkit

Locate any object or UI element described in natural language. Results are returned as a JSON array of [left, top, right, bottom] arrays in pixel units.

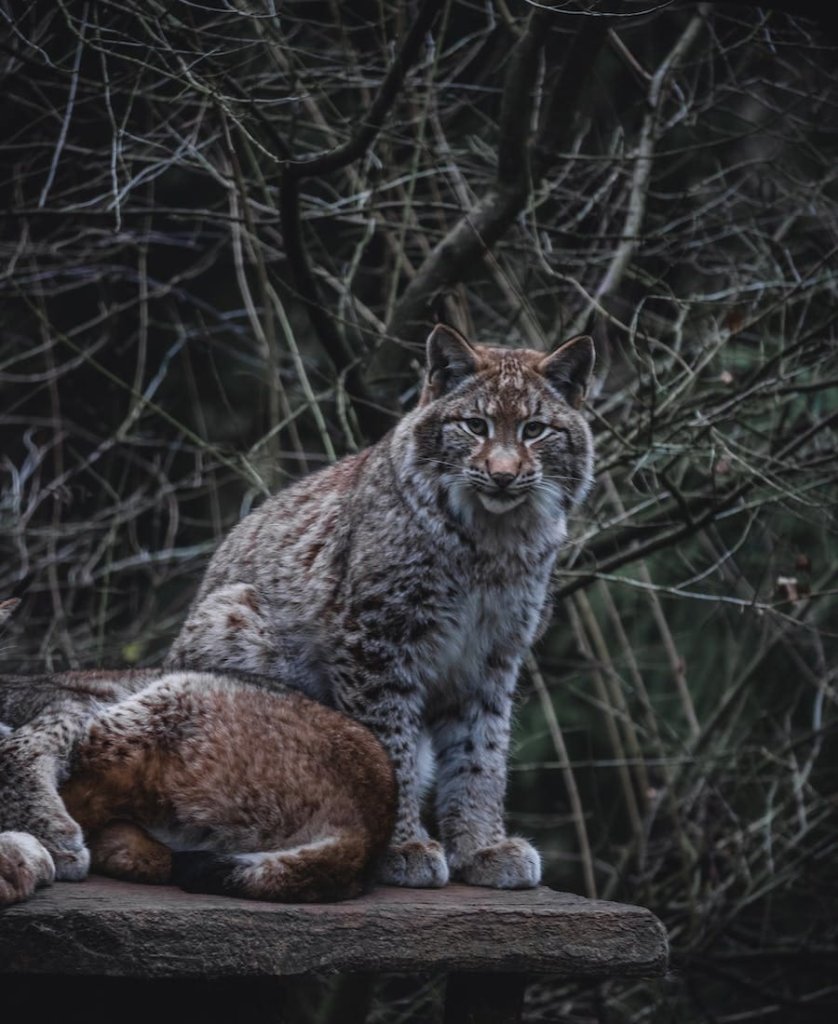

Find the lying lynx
[[0, 666, 395, 906]]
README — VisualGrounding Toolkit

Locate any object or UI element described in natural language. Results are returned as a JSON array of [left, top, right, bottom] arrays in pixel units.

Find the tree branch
[[375, 4, 618, 387], [276, 0, 445, 440], [278, 170, 392, 442], [554, 408, 838, 601], [698, 1, 838, 39], [284, 0, 446, 181]]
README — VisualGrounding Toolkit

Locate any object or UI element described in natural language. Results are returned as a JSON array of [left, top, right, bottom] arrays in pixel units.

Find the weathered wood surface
[[0, 876, 668, 980]]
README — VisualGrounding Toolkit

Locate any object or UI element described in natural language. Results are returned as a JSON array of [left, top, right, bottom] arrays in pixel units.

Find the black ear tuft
[[424, 324, 479, 400], [538, 335, 595, 409]]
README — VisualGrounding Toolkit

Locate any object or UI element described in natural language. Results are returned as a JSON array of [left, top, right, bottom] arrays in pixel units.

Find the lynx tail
[[170, 831, 374, 903]]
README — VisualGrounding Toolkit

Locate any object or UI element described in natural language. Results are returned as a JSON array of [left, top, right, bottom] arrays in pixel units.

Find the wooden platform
[[1, 876, 668, 1022]]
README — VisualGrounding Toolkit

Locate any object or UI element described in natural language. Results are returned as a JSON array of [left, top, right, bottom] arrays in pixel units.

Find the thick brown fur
[[0, 669, 396, 905]]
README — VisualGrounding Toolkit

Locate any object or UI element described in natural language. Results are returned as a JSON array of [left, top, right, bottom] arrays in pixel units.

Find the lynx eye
[[522, 421, 550, 441], [462, 417, 490, 438]]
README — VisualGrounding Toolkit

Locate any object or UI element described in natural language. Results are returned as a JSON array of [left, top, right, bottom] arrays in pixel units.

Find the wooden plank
[[0, 876, 668, 980]]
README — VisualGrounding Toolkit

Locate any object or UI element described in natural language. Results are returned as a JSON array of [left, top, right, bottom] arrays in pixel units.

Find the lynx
[[0, 325, 595, 899], [166, 326, 595, 889], [0, 665, 395, 906]]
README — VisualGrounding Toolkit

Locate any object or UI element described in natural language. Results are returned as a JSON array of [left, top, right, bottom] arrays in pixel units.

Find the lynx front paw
[[0, 808, 89, 882], [0, 772, 89, 881], [453, 837, 541, 889], [32, 816, 90, 881], [0, 831, 56, 906], [377, 839, 449, 888]]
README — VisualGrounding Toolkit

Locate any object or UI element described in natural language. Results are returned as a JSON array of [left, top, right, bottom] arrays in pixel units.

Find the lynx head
[[409, 325, 595, 522]]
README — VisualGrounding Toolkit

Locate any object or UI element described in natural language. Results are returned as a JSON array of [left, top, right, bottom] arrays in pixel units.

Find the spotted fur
[[0, 669, 395, 906], [166, 327, 596, 888]]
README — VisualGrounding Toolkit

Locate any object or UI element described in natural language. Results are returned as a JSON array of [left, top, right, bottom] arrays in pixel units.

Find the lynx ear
[[538, 335, 595, 409], [424, 324, 480, 400]]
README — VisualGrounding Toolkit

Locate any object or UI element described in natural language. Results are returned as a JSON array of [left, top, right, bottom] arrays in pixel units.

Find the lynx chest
[[422, 573, 548, 691]]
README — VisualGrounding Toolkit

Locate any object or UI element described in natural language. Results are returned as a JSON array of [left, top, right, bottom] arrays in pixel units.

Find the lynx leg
[[0, 831, 56, 906], [338, 683, 448, 888], [0, 707, 94, 882], [0, 671, 141, 881], [431, 686, 541, 889], [89, 821, 173, 884]]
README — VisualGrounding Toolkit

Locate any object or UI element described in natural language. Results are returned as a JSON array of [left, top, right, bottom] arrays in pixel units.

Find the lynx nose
[[490, 470, 516, 490], [486, 450, 521, 490]]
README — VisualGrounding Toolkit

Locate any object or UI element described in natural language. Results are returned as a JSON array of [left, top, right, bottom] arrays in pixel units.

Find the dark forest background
[[1, 1, 836, 1020]]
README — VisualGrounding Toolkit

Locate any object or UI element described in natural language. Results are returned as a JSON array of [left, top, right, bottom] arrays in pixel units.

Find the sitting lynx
[[0, 666, 395, 906], [0, 325, 595, 899], [165, 325, 595, 889]]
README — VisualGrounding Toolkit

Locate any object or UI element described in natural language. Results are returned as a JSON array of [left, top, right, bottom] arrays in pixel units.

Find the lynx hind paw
[[0, 831, 56, 907], [456, 837, 541, 889], [90, 823, 171, 885], [377, 839, 449, 888]]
